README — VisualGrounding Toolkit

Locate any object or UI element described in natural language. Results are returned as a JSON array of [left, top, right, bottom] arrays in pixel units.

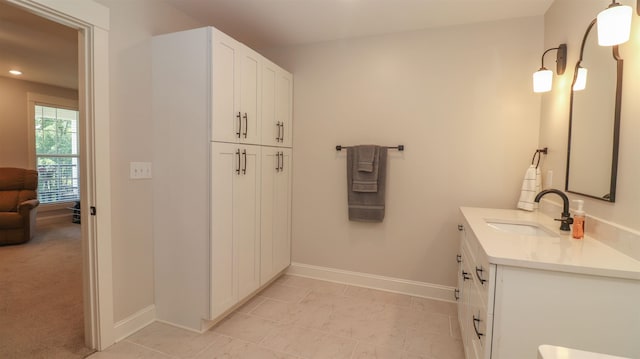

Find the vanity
[[456, 207, 640, 359]]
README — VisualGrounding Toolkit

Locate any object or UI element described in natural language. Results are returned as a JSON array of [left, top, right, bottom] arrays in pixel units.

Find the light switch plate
[[130, 162, 152, 179]]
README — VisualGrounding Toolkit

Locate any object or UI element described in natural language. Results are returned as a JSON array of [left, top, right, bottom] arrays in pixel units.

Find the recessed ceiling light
[[9, 70, 23, 75]]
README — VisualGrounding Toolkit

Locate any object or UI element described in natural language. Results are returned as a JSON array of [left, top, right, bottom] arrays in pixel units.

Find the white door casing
[[7, 0, 114, 350]]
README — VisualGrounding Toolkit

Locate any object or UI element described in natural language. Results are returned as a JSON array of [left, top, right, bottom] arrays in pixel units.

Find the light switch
[[130, 162, 152, 179]]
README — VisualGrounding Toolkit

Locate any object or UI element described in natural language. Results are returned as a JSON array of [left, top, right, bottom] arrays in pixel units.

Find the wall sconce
[[533, 44, 567, 93], [573, 66, 588, 91], [597, 1, 632, 46]]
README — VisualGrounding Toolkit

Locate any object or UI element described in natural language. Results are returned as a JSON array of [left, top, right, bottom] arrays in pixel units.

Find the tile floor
[[89, 275, 463, 359]]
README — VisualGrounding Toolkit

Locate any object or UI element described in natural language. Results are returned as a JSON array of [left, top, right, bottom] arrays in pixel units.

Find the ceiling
[[0, 1, 78, 89], [162, 0, 554, 49], [0, 0, 553, 89]]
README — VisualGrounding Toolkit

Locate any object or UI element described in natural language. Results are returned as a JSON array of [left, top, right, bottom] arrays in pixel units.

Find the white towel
[[517, 165, 541, 211]]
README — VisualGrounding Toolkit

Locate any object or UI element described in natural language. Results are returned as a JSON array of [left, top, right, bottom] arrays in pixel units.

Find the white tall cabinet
[[152, 26, 292, 331]]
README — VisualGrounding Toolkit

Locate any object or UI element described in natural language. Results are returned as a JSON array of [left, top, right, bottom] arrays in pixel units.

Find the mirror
[[566, 19, 622, 202]]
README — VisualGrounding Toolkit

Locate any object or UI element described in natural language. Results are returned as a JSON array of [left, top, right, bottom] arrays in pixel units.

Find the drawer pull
[[462, 270, 471, 281], [475, 266, 487, 284], [457, 224, 464, 231], [473, 315, 484, 339], [456, 254, 462, 263], [454, 288, 460, 300]]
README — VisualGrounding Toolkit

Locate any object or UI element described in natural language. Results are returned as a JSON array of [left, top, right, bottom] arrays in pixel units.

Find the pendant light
[[597, 1, 632, 46], [533, 44, 567, 93]]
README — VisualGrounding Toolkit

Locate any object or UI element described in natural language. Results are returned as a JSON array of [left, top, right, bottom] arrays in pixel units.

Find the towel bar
[[531, 147, 548, 168], [336, 145, 404, 151]]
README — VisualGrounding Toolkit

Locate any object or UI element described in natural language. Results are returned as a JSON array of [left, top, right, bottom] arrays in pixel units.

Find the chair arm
[[17, 199, 40, 216]]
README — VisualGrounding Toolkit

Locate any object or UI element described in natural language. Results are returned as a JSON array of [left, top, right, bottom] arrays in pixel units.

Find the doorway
[[2, 0, 114, 351]]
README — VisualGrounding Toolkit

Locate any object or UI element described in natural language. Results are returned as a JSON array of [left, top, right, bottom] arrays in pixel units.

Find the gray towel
[[356, 145, 377, 172], [352, 145, 379, 192], [347, 146, 387, 222]]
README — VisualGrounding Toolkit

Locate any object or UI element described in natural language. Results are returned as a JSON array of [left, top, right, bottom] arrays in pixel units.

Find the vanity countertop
[[538, 345, 630, 359], [460, 207, 640, 280]]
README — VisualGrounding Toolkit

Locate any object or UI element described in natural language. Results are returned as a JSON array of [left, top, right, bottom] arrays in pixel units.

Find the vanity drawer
[[474, 249, 496, 313], [470, 280, 493, 359], [462, 221, 496, 315]]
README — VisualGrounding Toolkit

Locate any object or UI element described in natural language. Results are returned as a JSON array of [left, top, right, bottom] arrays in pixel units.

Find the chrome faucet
[[534, 189, 573, 231]]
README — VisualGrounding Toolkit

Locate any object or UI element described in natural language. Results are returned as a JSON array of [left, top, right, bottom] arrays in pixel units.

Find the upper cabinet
[[211, 30, 261, 144], [262, 59, 293, 148]]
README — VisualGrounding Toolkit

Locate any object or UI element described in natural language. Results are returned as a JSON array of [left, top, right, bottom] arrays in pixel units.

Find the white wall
[[93, 0, 204, 323], [541, 0, 640, 231], [0, 76, 77, 168], [264, 17, 543, 287]]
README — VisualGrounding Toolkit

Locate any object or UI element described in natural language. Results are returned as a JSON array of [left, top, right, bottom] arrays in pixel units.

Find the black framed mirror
[[566, 18, 622, 202]]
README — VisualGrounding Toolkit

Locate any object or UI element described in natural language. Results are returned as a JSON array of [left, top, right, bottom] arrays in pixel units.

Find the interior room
[[1, 0, 639, 358]]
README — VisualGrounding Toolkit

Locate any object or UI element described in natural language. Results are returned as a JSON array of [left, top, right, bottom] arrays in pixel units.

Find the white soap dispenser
[[572, 200, 585, 239]]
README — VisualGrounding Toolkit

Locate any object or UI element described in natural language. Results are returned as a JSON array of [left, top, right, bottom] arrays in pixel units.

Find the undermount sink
[[486, 220, 558, 237]]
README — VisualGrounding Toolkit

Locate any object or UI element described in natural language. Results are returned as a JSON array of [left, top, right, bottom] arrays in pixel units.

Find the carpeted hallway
[[0, 221, 94, 358]]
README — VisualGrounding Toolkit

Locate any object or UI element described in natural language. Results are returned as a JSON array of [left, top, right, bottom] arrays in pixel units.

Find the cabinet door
[[211, 30, 242, 143], [273, 149, 292, 273], [235, 144, 261, 299], [461, 246, 475, 358], [261, 148, 292, 284], [261, 61, 293, 147], [276, 70, 293, 147], [239, 47, 261, 145], [210, 142, 239, 319], [261, 63, 278, 147], [260, 148, 277, 283]]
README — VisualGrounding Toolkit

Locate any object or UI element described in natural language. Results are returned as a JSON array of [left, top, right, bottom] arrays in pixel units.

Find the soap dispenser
[[572, 200, 585, 239]]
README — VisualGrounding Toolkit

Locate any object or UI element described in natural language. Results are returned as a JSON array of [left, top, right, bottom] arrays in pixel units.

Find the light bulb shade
[[533, 69, 553, 93], [597, 4, 632, 46], [573, 67, 588, 91]]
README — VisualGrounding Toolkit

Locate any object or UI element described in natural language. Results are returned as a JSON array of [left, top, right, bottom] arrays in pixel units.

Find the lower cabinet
[[210, 142, 261, 319], [456, 221, 494, 359], [260, 147, 292, 285], [457, 214, 640, 359]]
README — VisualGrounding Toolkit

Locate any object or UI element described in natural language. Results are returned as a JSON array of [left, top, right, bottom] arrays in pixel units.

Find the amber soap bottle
[[572, 200, 585, 240]]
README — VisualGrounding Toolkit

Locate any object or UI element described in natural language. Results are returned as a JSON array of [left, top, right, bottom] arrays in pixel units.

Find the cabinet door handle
[[462, 270, 470, 281], [475, 266, 487, 285], [280, 122, 284, 142], [454, 288, 460, 301], [473, 315, 484, 339], [242, 113, 248, 138], [275, 122, 280, 142], [242, 149, 247, 174], [236, 112, 242, 138], [458, 224, 464, 231], [235, 149, 241, 175], [277, 152, 281, 172], [280, 152, 284, 171], [456, 254, 462, 263]]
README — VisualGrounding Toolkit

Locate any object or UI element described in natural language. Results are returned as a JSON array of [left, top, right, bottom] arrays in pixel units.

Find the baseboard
[[113, 305, 156, 342], [287, 262, 456, 303]]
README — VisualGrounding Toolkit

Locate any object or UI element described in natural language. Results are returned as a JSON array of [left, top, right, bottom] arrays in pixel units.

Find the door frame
[[7, 0, 115, 350]]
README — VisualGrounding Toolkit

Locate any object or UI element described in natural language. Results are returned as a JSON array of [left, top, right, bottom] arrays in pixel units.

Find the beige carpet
[[0, 222, 94, 358]]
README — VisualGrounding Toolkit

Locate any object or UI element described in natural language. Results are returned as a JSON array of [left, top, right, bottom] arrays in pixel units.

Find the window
[[28, 94, 80, 205]]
